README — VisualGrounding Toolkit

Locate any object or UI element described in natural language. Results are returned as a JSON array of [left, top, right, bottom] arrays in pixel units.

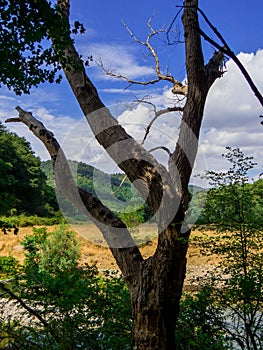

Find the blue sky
[[0, 0, 263, 184]]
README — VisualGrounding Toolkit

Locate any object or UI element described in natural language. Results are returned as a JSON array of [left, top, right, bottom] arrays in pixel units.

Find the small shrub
[[0, 256, 19, 277]]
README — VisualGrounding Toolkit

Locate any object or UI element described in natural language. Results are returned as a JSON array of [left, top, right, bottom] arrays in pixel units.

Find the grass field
[[0, 223, 219, 288]]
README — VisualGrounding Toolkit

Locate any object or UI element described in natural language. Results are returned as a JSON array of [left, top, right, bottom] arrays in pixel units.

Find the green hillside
[[41, 160, 147, 219]]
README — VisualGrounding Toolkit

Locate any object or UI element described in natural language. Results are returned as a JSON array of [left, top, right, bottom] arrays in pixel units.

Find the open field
[[0, 223, 219, 289]]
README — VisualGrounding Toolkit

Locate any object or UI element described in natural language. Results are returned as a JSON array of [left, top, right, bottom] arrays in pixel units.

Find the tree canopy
[[0, 0, 88, 94]]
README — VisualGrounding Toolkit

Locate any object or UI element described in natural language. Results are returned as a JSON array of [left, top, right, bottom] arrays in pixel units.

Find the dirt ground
[[0, 223, 219, 289]]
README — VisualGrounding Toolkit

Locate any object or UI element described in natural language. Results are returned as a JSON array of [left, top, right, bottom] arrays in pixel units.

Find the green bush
[[0, 218, 18, 234], [0, 256, 19, 277], [192, 148, 263, 349], [175, 288, 227, 349]]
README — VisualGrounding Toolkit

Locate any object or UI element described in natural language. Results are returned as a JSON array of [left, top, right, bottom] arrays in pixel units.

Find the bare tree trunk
[[130, 227, 189, 350]]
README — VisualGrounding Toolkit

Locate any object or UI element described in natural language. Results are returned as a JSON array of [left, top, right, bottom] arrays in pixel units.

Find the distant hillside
[[41, 160, 206, 212], [189, 184, 206, 194], [41, 160, 144, 212]]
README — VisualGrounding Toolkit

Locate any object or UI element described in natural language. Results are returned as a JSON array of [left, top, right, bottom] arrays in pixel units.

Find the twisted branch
[[99, 17, 188, 96]]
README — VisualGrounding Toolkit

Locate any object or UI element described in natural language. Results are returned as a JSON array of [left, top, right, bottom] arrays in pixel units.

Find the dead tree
[[5, 0, 261, 349]]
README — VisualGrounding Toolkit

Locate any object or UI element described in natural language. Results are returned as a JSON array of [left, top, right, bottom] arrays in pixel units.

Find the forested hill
[[1, 123, 262, 227], [41, 160, 208, 223], [41, 160, 144, 210], [41, 160, 205, 198], [0, 120, 205, 219]]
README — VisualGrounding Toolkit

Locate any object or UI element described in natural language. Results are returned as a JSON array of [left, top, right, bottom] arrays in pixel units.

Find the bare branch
[[168, 4, 263, 108], [114, 100, 183, 194], [149, 146, 171, 156], [98, 60, 161, 87], [196, 7, 263, 108], [138, 100, 184, 146], [0, 281, 57, 339], [99, 19, 188, 96], [155, 106, 184, 118], [166, 7, 184, 45]]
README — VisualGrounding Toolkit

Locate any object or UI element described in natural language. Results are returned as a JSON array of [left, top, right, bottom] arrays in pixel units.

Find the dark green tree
[[0, 226, 132, 349], [0, 122, 57, 216]]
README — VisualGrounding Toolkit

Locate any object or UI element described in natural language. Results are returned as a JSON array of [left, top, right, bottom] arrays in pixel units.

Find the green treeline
[[41, 159, 143, 205]]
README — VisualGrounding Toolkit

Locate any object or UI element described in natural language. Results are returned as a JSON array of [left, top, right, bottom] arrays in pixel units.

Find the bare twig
[[98, 18, 188, 96], [166, 7, 184, 45], [98, 60, 161, 87], [0, 281, 58, 339], [149, 146, 171, 156], [138, 99, 184, 145], [113, 99, 182, 194]]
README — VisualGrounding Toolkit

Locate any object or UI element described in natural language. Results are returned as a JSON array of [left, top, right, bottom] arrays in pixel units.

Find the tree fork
[[3, 0, 230, 348]]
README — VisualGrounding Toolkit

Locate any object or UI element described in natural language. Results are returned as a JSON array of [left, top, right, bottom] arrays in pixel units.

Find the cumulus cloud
[[200, 50, 263, 175]]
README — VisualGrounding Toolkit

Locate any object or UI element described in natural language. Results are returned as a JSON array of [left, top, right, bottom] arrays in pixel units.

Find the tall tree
[[1, 1, 261, 348]]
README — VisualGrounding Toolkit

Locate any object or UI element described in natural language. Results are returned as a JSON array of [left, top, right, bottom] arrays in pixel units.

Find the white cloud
[[200, 50, 263, 175]]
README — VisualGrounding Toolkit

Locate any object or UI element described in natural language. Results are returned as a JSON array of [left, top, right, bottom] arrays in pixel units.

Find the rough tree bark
[[6, 0, 224, 349]]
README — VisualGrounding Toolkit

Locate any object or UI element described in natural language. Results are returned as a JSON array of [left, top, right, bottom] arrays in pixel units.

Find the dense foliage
[[0, 226, 132, 349], [175, 288, 227, 349], [42, 159, 143, 204], [0, 123, 58, 217], [0, 0, 68, 94]]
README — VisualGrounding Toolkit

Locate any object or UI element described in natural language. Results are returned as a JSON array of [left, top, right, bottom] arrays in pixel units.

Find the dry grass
[[0, 224, 220, 282]]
